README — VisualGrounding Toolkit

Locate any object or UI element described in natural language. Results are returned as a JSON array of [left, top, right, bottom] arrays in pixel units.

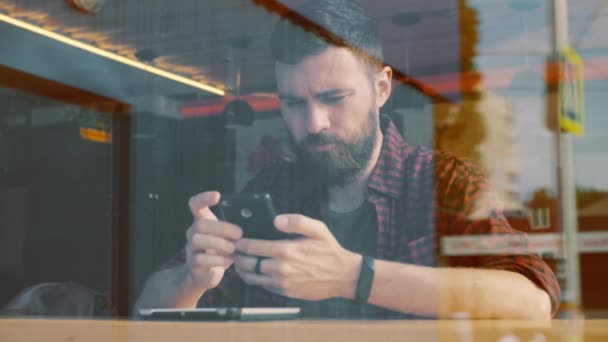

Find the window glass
[[1, 0, 606, 322]]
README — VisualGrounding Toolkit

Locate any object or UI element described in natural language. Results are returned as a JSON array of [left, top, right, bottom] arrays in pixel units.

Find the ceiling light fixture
[[0, 13, 225, 96], [66, 0, 107, 14]]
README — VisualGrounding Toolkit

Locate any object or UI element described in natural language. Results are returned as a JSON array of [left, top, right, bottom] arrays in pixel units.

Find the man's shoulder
[[431, 150, 490, 214], [400, 145, 487, 202], [432, 150, 483, 179], [401, 144, 481, 179]]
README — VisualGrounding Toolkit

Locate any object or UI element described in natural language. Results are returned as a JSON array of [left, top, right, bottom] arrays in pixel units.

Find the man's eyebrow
[[316, 88, 355, 98], [278, 93, 303, 101], [278, 89, 355, 100]]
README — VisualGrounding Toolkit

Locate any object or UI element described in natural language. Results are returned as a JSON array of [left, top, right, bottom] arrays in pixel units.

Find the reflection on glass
[[0, 0, 606, 327], [127, 0, 560, 321]]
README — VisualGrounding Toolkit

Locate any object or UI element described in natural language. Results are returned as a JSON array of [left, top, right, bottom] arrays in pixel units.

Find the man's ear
[[375, 66, 393, 108]]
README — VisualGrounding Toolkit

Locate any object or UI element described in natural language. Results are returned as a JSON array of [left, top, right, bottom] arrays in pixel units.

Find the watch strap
[[355, 255, 375, 304]]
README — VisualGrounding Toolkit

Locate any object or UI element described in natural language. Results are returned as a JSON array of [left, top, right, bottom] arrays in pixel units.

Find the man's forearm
[[134, 264, 206, 312], [352, 259, 551, 320]]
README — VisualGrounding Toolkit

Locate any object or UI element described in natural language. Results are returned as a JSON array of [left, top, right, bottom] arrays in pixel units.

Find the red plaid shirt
[[161, 115, 560, 318]]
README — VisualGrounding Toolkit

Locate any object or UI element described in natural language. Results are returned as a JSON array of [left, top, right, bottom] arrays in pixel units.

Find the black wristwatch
[[355, 255, 375, 304]]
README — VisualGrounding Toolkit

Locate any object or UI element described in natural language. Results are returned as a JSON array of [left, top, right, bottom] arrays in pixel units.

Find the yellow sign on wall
[[80, 127, 112, 143], [78, 109, 113, 143]]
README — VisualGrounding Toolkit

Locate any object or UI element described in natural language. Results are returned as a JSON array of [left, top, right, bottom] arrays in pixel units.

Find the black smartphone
[[217, 193, 285, 240]]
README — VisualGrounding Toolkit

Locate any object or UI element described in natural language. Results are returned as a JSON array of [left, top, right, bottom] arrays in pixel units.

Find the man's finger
[[190, 253, 233, 269], [263, 286, 285, 297], [234, 253, 259, 272], [190, 219, 243, 241], [235, 239, 291, 259], [234, 254, 290, 277], [190, 234, 236, 255], [274, 214, 329, 240], [234, 266, 276, 288], [188, 191, 220, 220]]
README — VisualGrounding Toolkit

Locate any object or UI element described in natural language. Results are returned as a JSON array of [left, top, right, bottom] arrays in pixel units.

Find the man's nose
[[305, 103, 330, 134]]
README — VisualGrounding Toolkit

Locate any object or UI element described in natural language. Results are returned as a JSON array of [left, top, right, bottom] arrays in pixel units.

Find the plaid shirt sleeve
[[434, 152, 561, 316]]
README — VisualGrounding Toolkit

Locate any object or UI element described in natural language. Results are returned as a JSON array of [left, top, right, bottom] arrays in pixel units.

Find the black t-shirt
[[323, 200, 378, 258], [285, 200, 381, 319]]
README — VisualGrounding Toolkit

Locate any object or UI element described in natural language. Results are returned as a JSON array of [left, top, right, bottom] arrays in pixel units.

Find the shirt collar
[[366, 115, 408, 199]]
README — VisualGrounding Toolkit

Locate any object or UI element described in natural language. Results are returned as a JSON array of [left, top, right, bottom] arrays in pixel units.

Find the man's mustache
[[301, 133, 339, 146]]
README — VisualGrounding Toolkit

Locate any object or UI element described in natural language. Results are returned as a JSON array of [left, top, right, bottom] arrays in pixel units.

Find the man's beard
[[290, 110, 378, 188]]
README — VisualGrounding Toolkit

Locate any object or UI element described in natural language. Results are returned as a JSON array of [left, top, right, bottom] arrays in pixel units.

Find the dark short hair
[[270, 0, 384, 70]]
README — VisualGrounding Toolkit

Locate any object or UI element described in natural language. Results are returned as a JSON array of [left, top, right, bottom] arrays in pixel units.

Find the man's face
[[275, 47, 382, 186]]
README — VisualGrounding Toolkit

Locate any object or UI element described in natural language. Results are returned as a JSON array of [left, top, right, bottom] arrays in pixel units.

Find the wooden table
[[1, 318, 606, 341]]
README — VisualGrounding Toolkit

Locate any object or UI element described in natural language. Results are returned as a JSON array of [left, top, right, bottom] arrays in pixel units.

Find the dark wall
[[0, 109, 236, 314], [1, 122, 114, 306], [129, 114, 235, 311]]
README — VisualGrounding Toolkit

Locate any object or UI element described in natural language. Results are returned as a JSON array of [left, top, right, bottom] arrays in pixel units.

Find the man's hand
[[185, 191, 243, 291], [234, 214, 362, 301]]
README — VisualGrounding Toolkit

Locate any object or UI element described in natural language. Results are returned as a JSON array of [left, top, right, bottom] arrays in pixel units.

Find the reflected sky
[[469, 0, 608, 195]]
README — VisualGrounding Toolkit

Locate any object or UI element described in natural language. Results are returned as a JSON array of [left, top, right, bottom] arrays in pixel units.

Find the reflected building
[[434, 90, 522, 211]]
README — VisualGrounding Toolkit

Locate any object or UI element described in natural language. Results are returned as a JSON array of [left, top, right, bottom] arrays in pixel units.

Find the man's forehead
[[274, 48, 367, 96], [275, 47, 361, 73]]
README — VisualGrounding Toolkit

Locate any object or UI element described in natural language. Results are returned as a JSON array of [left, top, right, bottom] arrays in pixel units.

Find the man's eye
[[324, 96, 345, 104], [284, 100, 304, 108]]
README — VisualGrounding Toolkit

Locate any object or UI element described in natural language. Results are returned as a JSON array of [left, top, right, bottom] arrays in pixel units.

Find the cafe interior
[[1, 0, 608, 339]]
